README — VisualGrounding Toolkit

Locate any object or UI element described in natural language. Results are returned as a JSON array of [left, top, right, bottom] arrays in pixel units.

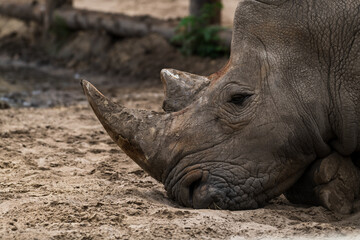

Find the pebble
[[0, 100, 10, 109]]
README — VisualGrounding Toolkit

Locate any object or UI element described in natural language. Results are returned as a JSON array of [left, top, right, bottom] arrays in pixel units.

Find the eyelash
[[228, 94, 252, 106]]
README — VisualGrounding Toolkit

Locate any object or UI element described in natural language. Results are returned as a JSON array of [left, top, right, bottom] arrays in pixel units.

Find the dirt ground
[[1, 66, 360, 239]]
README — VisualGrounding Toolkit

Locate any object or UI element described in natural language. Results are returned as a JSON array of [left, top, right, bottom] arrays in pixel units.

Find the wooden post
[[44, 0, 73, 32], [55, 0, 73, 8], [189, 0, 221, 25]]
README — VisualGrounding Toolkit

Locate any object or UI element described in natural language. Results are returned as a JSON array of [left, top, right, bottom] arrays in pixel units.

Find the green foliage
[[172, 2, 229, 58], [49, 15, 74, 50]]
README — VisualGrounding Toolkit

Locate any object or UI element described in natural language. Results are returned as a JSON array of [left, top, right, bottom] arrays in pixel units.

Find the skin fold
[[82, 0, 360, 213]]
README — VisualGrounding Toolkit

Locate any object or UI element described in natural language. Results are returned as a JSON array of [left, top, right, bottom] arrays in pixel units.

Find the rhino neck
[[308, 0, 360, 156], [327, 74, 360, 156], [287, 67, 360, 158], [325, 34, 360, 155]]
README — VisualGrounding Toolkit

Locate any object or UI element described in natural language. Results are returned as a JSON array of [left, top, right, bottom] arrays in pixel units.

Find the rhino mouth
[[165, 158, 308, 210], [164, 162, 252, 210]]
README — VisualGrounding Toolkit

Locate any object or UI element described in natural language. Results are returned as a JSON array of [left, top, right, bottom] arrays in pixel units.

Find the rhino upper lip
[[168, 158, 299, 209], [162, 131, 233, 187], [163, 143, 216, 183]]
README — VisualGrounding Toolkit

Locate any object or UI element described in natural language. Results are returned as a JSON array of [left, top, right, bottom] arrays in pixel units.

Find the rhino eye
[[229, 94, 252, 106]]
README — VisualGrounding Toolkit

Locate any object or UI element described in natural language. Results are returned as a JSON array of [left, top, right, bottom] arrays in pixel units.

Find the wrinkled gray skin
[[81, 0, 360, 214]]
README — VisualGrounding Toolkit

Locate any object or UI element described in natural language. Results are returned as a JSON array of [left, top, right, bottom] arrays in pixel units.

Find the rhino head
[[82, 0, 360, 210]]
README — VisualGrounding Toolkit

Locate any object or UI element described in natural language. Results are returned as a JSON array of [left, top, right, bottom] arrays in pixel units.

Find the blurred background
[[0, 0, 237, 109], [74, 0, 238, 27]]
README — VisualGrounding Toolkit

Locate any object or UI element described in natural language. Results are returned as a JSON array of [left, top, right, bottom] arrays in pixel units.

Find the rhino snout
[[176, 169, 203, 207], [175, 170, 226, 209], [174, 169, 212, 208]]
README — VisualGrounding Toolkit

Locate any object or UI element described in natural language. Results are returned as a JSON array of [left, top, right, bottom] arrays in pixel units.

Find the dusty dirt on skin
[[1, 67, 360, 240]]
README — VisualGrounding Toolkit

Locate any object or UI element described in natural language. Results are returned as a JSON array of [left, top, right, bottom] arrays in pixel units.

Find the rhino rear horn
[[161, 69, 210, 112], [81, 80, 168, 181]]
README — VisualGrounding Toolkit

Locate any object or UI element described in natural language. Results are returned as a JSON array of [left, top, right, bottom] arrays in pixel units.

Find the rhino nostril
[[179, 170, 213, 209], [191, 171, 214, 209], [179, 170, 203, 207], [189, 177, 202, 204]]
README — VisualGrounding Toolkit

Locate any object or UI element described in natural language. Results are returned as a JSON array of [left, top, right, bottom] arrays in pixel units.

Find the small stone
[[0, 100, 10, 109]]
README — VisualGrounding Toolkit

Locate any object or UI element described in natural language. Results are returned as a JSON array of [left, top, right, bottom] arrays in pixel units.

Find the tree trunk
[[0, 1, 43, 22], [0, 2, 175, 39], [189, 0, 221, 25], [0, 1, 231, 46], [45, 0, 73, 32]]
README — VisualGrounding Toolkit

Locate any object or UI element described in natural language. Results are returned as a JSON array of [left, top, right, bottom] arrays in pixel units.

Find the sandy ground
[[74, 0, 239, 27], [1, 66, 360, 239]]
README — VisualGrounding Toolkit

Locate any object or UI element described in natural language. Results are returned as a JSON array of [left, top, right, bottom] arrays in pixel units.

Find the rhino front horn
[[81, 80, 168, 181]]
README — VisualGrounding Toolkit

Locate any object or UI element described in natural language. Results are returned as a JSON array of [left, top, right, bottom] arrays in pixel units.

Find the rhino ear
[[160, 69, 210, 112]]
